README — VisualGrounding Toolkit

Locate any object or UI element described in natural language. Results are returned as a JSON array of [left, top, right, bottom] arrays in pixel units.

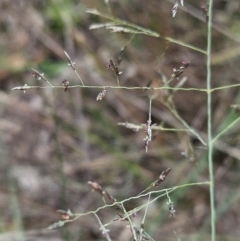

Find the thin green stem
[[142, 193, 151, 225], [162, 76, 174, 87], [207, 1, 215, 241], [167, 104, 207, 146], [47, 181, 210, 230], [116, 75, 120, 87], [211, 83, 240, 92], [87, 9, 207, 53], [137, 193, 151, 241], [46, 80, 54, 87], [94, 213, 112, 241], [212, 116, 240, 143], [11, 84, 207, 92], [13, 82, 240, 92], [74, 69, 85, 86], [121, 203, 137, 240], [148, 98, 152, 121], [164, 37, 207, 54], [136, 183, 153, 197], [166, 190, 171, 202]]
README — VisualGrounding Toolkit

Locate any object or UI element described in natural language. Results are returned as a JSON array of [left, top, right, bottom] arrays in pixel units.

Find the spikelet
[[96, 89, 107, 101]]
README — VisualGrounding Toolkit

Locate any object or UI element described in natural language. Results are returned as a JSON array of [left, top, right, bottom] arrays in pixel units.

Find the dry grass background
[[0, 0, 240, 240]]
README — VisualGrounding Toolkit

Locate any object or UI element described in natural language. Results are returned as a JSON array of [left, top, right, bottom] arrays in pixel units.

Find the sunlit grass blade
[[89, 22, 121, 30], [87, 9, 207, 54], [86, 8, 160, 37], [90, 23, 144, 35]]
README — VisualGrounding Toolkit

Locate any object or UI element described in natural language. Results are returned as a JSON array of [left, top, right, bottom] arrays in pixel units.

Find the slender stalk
[[48, 181, 210, 229], [12, 84, 207, 92], [148, 98, 152, 121], [13, 82, 240, 92], [74, 69, 85, 86], [116, 75, 120, 87], [207, 1, 215, 241], [211, 116, 240, 143], [120, 203, 137, 240], [87, 9, 207, 53], [138, 193, 151, 241], [211, 83, 240, 92], [94, 213, 112, 241], [166, 103, 207, 146], [142, 193, 151, 224]]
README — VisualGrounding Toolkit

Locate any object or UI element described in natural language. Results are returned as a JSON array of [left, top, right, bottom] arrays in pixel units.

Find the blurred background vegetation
[[0, 0, 240, 240]]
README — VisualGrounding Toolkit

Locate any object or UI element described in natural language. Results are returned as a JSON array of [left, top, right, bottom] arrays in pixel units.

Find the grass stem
[[207, 1, 216, 240]]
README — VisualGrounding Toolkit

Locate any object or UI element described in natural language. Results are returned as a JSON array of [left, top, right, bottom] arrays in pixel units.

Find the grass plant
[[8, 0, 240, 240]]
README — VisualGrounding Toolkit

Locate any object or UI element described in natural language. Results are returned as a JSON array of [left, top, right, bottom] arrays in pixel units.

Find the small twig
[[94, 213, 112, 241], [11, 83, 208, 92], [166, 102, 207, 146], [211, 116, 240, 143], [47, 181, 210, 230], [64, 51, 85, 86], [31, 68, 53, 87], [138, 193, 151, 241]]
